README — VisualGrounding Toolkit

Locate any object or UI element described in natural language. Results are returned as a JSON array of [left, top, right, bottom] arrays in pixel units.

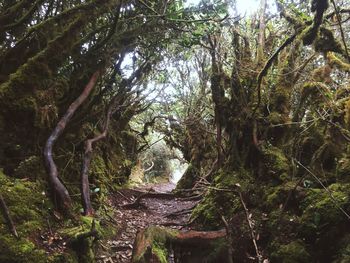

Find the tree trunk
[[256, 0, 267, 63], [44, 71, 100, 212], [81, 109, 111, 216]]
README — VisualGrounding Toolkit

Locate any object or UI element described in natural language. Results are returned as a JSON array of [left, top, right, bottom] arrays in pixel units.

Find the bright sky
[[185, 0, 277, 16]]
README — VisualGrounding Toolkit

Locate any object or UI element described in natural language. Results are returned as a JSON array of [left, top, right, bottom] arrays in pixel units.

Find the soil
[[96, 182, 200, 263]]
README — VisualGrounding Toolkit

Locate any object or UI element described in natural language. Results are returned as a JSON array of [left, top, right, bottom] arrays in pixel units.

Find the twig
[[294, 159, 350, 220], [0, 193, 19, 238], [238, 192, 262, 263], [221, 216, 234, 263], [330, 0, 350, 62]]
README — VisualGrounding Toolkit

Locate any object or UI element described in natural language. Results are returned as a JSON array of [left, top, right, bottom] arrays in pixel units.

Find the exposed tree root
[[120, 189, 176, 209], [165, 204, 198, 218]]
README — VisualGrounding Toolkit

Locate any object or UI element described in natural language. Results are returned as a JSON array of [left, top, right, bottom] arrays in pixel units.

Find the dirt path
[[96, 182, 199, 263]]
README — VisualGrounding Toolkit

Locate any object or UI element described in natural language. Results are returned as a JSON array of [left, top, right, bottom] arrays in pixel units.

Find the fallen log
[[132, 226, 229, 263]]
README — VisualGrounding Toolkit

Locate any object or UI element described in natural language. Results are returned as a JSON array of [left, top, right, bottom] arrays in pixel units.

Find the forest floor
[[96, 182, 199, 263]]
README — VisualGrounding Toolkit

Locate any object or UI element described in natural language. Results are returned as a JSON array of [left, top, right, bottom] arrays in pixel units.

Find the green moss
[[299, 183, 350, 236], [271, 240, 310, 263], [261, 145, 290, 181], [327, 52, 350, 72], [0, 170, 50, 262], [59, 217, 103, 263], [337, 153, 350, 182], [301, 82, 330, 105], [192, 171, 244, 228], [314, 27, 343, 54], [132, 226, 178, 263], [333, 235, 350, 263], [152, 242, 168, 263], [265, 181, 296, 209], [268, 112, 284, 125], [345, 99, 350, 128], [0, 234, 47, 263]]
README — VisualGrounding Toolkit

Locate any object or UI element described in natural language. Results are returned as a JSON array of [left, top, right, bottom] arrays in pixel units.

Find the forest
[[1, 0, 350, 262]]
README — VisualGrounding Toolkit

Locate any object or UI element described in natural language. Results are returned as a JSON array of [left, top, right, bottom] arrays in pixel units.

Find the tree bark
[[80, 61, 151, 216], [44, 71, 100, 212], [256, 0, 267, 63], [81, 104, 112, 216]]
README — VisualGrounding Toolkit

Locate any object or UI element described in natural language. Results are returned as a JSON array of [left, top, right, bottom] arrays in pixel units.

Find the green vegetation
[[1, 0, 350, 262]]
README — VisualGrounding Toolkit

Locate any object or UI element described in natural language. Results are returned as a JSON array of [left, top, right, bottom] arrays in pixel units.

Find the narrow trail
[[97, 182, 199, 263]]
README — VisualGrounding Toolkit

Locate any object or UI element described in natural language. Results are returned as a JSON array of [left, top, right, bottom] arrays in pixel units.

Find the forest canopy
[[1, 0, 350, 262]]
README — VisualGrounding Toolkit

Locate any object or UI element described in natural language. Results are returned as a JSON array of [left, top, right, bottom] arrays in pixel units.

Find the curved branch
[[44, 71, 100, 212], [254, 32, 297, 113], [80, 61, 152, 215]]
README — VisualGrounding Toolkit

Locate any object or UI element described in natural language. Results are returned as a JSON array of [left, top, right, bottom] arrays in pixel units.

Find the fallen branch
[[0, 193, 18, 238], [44, 71, 100, 211]]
